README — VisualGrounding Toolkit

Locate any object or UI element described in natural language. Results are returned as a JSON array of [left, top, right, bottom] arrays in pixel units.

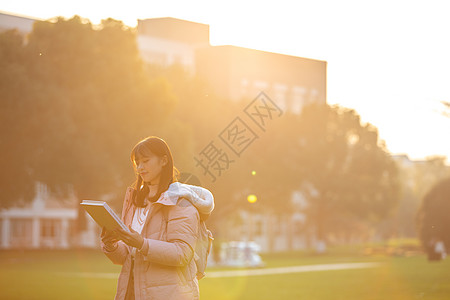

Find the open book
[[80, 200, 129, 232]]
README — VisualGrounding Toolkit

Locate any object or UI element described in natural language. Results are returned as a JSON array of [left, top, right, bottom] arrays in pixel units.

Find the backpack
[[162, 204, 214, 280], [194, 219, 214, 279]]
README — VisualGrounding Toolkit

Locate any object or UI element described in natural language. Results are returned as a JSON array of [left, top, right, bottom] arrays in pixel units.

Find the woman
[[101, 136, 214, 300]]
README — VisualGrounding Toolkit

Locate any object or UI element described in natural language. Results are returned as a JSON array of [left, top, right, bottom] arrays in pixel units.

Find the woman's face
[[135, 153, 167, 184]]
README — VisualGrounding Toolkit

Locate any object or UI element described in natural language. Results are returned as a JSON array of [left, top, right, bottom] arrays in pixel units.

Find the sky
[[2, 0, 450, 163]]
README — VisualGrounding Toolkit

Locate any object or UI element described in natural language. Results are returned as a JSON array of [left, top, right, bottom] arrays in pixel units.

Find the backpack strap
[[195, 221, 214, 279], [160, 197, 213, 280]]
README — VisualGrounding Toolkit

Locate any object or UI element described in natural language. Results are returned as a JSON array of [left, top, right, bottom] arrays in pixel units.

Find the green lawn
[[0, 249, 449, 299]]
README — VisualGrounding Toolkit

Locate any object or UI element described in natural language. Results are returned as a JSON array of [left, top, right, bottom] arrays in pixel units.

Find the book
[[80, 200, 129, 232]]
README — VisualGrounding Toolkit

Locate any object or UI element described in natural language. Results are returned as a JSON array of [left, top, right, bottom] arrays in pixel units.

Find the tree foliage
[[378, 156, 450, 239], [1, 16, 401, 249], [417, 177, 450, 256], [0, 29, 36, 202], [0, 16, 179, 206], [186, 101, 401, 243], [238, 104, 401, 242], [294, 104, 400, 241]]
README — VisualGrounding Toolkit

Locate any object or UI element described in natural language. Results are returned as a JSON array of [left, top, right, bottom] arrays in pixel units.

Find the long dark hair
[[130, 136, 179, 207]]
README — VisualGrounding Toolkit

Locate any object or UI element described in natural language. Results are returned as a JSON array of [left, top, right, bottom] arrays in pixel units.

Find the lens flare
[[247, 194, 257, 203]]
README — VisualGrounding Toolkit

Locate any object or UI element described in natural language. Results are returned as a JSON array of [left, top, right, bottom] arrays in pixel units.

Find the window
[[254, 220, 264, 237], [291, 86, 307, 114], [10, 219, 32, 247], [40, 219, 62, 248], [273, 83, 288, 112], [41, 219, 59, 238]]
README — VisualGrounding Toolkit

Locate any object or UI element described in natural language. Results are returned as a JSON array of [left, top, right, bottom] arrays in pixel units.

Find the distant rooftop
[[137, 17, 209, 45], [0, 11, 40, 33]]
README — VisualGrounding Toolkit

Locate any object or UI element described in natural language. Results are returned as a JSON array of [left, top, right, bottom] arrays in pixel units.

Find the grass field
[[0, 248, 449, 300]]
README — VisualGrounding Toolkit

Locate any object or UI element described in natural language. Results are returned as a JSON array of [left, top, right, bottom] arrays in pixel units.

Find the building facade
[[0, 182, 98, 249], [137, 17, 210, 72], [0, 11, 36, 34], [195, 45, 326, 112], [137, 17, 327, 113]]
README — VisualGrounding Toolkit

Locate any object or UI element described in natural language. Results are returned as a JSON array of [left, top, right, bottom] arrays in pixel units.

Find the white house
[[0, 182, 98, 249]]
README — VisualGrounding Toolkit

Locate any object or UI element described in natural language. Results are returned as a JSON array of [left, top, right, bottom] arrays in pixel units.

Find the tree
[[379, 156, 450, 239], [417, 177, 450, 260], [290, 104, 400, 246], [220, 103, 400, 246], [0, 16, 181, 207], [0, 29, 36, 203], [185, 100, 401, 250]]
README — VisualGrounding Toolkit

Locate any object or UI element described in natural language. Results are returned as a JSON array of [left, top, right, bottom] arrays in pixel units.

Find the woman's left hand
[[115, 226, 144, 249]]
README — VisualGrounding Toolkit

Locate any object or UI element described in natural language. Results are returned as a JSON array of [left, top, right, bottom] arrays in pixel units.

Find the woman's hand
[[115, 226, 144, 249], [101, 227, 119, 251]]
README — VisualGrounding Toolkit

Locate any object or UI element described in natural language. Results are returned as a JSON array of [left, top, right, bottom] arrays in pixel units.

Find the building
[[195, 45, 326, 113], [218, 190, 310, 253], [0, 11, 37, 33], [222, 211, 309, 253], [137, 17, 210, 72], [0, 182, 98, 249], [138, 17, 327, 113]]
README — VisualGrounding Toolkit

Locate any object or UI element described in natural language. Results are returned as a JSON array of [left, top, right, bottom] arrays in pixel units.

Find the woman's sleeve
[[139, 198, 199, 267], [101, 240, 129, 265]]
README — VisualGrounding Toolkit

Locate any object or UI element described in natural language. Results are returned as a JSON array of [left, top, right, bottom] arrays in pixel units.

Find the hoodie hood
[[158, 182, 214, 215]]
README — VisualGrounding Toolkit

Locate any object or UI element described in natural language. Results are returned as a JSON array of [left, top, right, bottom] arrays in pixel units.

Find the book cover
[[80, 200, 129, 232]]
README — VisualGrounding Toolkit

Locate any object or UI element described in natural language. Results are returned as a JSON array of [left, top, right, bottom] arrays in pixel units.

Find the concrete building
[[0, 11, 37, 33], [222, 211, 309, 253], [0, 182, 98, 249], [217, 190, 311, 253], [196, 45, 326, 112], [137, 17, 327, 113], [137, 17, 210, 72]]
